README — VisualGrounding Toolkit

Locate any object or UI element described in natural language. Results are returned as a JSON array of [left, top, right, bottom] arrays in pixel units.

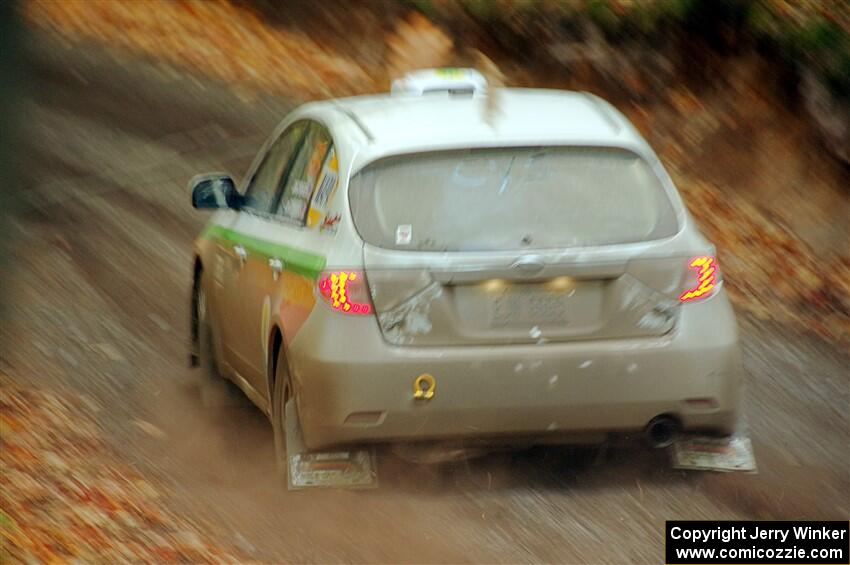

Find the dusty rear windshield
[[349, 147, 679, 252]]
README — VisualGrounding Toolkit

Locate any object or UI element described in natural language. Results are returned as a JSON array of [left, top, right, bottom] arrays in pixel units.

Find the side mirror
[[190, 173, 241, 210]]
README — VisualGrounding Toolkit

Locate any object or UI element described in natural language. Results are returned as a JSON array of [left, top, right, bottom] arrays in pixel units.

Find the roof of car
[[305, 88, 642, 153]]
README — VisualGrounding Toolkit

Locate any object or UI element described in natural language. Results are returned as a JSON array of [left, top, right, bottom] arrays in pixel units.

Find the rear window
[[349, 147, 679, 252]]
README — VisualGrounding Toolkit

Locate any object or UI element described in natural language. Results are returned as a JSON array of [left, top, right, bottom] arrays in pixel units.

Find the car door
[[220, 122, 307, 391], [228, 122, 332, 395]]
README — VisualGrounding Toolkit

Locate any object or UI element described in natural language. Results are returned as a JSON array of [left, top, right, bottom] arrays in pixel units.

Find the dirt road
[[1, 34, 847, 563]]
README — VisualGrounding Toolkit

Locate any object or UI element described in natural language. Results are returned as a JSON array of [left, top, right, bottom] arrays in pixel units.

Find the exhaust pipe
[[644, 416, 680, 448]]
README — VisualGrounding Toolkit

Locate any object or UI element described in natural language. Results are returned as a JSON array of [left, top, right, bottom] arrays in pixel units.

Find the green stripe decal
[[201, 224, 326, 279]]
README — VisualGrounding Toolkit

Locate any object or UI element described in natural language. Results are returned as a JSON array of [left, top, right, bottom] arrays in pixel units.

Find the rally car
[[189, 68, 741, 464]]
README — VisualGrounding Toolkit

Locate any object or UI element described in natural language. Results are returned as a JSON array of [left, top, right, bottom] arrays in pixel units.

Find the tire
[[196, 284, 238, 407], [197, 285, 220, 379], [271, 343, 292, 473]]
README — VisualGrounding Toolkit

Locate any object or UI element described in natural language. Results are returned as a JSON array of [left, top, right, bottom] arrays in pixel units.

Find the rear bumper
[[289, 291, 742, 450]]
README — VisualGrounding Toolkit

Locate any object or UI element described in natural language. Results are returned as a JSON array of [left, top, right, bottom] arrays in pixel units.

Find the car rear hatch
[[349, 146, 696, 346]]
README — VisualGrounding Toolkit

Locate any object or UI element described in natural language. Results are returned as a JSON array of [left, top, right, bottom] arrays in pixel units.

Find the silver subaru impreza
[[189, 68, 742, 465]]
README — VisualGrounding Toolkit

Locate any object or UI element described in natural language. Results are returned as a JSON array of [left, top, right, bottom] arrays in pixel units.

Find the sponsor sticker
[[320, 213, 341, 233], [307, 147, 339, 228], [291, 179, 313, 199], [396, 224, 412, 245]]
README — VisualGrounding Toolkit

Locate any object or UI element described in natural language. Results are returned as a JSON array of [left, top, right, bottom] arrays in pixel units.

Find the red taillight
[[679, 255, 718, 303], [317, 270, 372, 314]]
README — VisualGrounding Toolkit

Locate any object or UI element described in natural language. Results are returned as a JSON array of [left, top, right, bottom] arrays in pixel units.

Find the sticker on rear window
[[291, 179, 313, 198], [313, 165, 338, 209], [307, 147, 339, 229], [396, 224, 412, 245]]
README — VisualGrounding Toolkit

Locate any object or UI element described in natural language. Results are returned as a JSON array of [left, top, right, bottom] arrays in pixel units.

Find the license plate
[[491, 287, 572, 326]]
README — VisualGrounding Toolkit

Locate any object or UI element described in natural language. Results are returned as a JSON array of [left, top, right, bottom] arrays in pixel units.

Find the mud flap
[[671, 434, 757, 473], [284, 399, 378, 490]]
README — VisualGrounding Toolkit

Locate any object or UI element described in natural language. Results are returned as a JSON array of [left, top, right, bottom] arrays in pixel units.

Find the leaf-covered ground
[[24, 0, 380, 100], [0, 375, 247, 563]]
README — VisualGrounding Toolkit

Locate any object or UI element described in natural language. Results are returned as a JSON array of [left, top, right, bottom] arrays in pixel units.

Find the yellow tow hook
[[413, 373, 436, 400]]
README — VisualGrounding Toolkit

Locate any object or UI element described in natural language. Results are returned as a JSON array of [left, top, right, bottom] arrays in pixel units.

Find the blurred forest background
[[25, 0, 850, 160]]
